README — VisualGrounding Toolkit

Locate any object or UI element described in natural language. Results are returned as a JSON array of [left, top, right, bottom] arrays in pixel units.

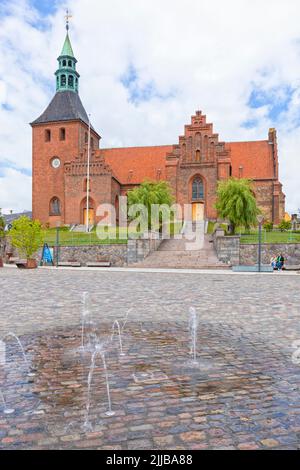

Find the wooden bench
[[283, 265, 300, 271], [16, 260, 28, 269], [57, 262, 81, 267], [86, 261, 111, 267], [232, 265, 273, 273]]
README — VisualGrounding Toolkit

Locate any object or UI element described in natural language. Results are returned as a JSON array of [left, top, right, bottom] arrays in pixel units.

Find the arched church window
[[68, 60, 72, 67], [195, 132, 201, 149], [192, 177, 204, 200], [61, 75, 66, 87], [62, 60, 67, 67], [68, 75, 74, 88], [45, 129, 51, 142], [50, 197, 61, 216], [85, 132, 88, 144], [59, 128, 66, 141], [182, 143, 186, 161], [195, 150, 201, 162]]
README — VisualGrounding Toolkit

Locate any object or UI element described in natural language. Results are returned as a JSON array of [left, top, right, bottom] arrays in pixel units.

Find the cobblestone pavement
[[0, 267, 300, 450]]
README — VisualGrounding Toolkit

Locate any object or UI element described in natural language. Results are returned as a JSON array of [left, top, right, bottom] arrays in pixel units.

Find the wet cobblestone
[[0, 268, 300, 449]]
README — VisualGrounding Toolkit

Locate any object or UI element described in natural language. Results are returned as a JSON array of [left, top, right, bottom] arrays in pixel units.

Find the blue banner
[[41, 243, 53, 265]]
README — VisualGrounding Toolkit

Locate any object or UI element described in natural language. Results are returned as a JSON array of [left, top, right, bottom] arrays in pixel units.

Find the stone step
[[132, 228, 227, 269]]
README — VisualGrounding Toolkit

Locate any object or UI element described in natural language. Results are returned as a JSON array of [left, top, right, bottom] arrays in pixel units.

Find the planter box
[[26, 259, 38, 269], [16, 259, 38, 269]]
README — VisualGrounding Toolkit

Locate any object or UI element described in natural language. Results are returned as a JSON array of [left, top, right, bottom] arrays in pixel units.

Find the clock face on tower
[[51, 157, 61, 169]]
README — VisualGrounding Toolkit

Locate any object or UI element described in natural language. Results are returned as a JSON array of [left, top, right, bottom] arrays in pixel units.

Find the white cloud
[[0, 167, 31, 213], [1, 0, 300, 212]]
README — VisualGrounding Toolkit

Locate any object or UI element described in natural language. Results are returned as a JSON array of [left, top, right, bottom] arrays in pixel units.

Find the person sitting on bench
[[276, 254, 285, 271]]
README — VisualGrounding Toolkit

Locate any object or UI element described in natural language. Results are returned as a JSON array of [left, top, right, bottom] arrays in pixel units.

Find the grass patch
[[43, 227, 127, 246], [240, 231, 300, 244], [42, 222, 183, 246]]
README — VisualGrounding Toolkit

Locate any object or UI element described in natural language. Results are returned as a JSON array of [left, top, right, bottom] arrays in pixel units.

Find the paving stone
[[127, 439, 153, 450], [260, 439, 280, 448], [179, 431, 206, 442], [1, 268, 300, 450]]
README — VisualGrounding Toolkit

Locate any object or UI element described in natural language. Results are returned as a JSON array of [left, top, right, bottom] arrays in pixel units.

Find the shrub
[[9, 216, 43, 259], [263, 221, 273, 232], [278, 220, 292, 232]]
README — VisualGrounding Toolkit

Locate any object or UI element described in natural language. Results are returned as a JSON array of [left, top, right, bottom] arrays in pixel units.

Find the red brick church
[[31, 29, 285, 227]]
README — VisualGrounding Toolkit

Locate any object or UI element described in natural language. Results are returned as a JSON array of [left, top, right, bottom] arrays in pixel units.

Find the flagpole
[[86, 114, 91, 232]]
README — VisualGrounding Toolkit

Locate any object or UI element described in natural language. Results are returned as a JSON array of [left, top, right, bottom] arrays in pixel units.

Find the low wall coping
[[48, 244, 127, 248], [240, 243, 300, 247]]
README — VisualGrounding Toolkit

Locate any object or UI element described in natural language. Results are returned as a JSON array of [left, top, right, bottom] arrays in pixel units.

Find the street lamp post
[[55, 221, 60, 268], [257, 215, 264, 272], [86, 114, 91, 233]]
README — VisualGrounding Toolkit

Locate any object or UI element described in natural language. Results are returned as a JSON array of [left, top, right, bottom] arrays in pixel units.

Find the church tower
[[31, 21, 100, 226]]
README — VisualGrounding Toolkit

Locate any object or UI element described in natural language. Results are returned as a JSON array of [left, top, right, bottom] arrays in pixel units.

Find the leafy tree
[[9, 216, 43, 259], [127, 180, 174, 229], [215, 178, 260, 234], [278, 219, 292, 232]]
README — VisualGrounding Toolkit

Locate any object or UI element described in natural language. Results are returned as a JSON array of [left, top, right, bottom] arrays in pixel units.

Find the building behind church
[[31, 29, 285, 228]]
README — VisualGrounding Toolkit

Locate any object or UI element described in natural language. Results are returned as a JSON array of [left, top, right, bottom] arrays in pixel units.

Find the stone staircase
[[132, 222, 231, 270]]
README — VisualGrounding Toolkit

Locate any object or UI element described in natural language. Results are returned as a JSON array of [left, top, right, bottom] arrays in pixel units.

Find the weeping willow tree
[[216, 178, 260, 234], [127, 180, 174, 229]]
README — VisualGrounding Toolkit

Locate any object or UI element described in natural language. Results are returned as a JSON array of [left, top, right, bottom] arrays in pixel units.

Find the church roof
[[60, 33, 75, 58], [31, 91, 97, 132], [226, 140, 275, 179], [100, 145, 173, 184], [101, 139, 275, 185]]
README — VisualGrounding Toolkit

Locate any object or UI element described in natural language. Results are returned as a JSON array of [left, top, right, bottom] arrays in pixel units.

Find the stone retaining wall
[[213, 231, 240, 266], [127, 232, 163, 264], [51, 244, 128, 267], [240, 243, 300, 266], [4, 231, 162, 267]]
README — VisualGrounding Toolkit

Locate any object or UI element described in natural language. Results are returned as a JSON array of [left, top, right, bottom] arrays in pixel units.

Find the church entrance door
[[83, 209, 95, 226], [192, 203, 204, 222]]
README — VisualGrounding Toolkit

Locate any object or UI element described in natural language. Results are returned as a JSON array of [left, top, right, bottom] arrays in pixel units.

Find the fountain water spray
[[0, 340, 5, 366], [84, 345, 115, 431], [189, 307, 198, 364], [111, 320, 125, 356], [121, 307, 132, 333], [81, 292, 90, 350], [2, 333, 34, 376], [0, 388, 15, 415]]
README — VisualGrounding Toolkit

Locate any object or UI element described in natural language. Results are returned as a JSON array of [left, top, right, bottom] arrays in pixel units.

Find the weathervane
[[65, 9, 72, 31]]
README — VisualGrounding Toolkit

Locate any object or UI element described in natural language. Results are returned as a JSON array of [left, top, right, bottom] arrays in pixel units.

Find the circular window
[[51, 158, 61, 169]]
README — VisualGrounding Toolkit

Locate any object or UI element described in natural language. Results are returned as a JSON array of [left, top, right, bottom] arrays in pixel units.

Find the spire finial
[[65, 9, 72, 31]]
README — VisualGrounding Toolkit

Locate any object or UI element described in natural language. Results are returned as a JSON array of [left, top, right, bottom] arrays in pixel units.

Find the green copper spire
[[55, 19, 79, 93], [60, 33, 75, 58]]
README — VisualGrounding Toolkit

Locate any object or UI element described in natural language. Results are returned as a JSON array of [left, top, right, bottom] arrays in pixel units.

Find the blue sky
[[31, 0, 59, 15], [248, 85, 295, 121], [121, 64, 176, 106], [1, 0, 300, 213]]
